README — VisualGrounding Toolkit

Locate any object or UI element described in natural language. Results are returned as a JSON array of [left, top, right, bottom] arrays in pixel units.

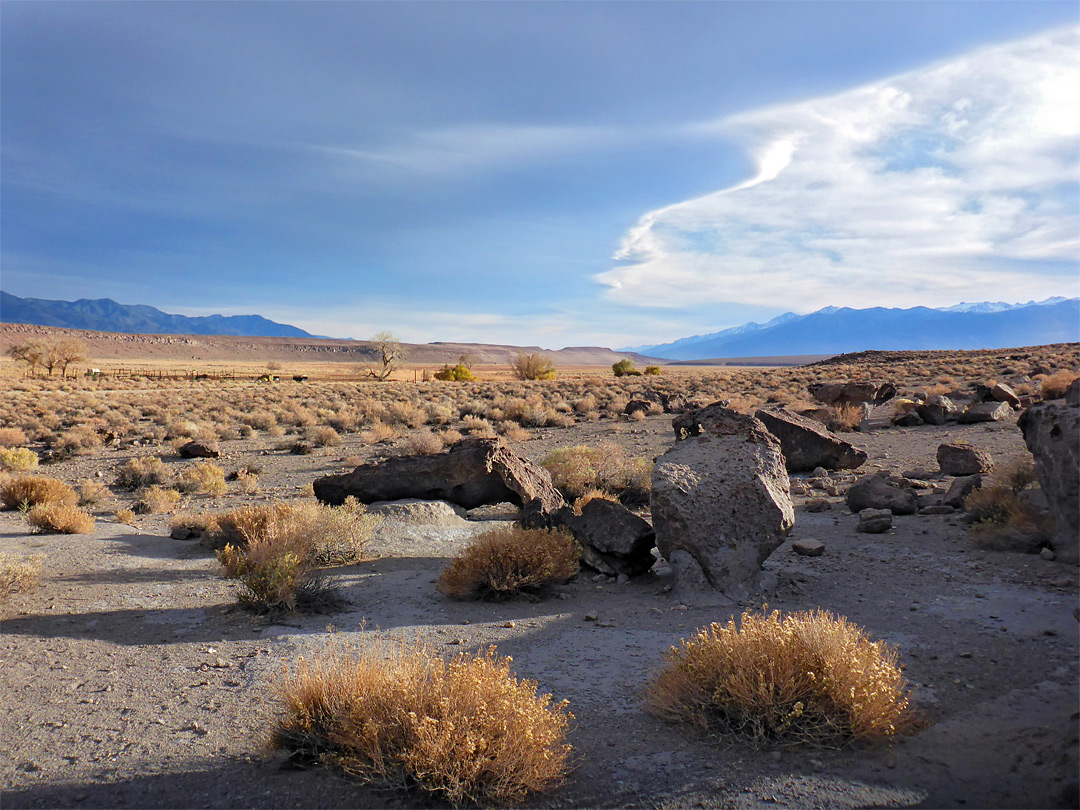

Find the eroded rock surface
[[1019, 401, 1080, 563], [755, 408, 868, 472], [846, 472, 919, 515], [937, 443, 994, 476]]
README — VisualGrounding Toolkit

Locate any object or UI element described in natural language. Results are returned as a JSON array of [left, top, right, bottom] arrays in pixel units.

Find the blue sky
[[2, 2, 1078, 348]]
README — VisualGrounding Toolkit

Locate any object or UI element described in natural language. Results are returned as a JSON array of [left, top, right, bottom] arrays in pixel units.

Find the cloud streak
[[598, 26, 1080, 312]]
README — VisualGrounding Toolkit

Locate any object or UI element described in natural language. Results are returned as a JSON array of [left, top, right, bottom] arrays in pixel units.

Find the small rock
[[792, 538, 825, 557], [503, 621, 515, 629], [1040, 548, 1057, 561], [584, 612, 599, 622], [857, 508, 893, 534], [918, 505, 955, 516], [212, 658, 230, 669], [170, 526, 194, 541], [805, 498, 832, 513]]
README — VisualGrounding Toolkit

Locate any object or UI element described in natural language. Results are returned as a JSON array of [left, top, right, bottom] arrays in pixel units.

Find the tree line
[[7, 338, 88, 377]]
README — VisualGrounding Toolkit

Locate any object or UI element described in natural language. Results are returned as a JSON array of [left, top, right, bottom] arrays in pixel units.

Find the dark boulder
[[754, 408, 867, 472]]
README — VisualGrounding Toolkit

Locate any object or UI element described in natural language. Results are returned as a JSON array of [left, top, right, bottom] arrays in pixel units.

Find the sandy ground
[[2, 408, 1078, 809]]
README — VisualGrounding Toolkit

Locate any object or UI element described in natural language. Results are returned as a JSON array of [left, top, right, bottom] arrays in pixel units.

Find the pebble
[[584, 612, 599, 622]]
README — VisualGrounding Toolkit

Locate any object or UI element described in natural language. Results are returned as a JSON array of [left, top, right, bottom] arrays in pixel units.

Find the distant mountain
[[628, 298, 1080, 360], [0, 292, 315, 338]]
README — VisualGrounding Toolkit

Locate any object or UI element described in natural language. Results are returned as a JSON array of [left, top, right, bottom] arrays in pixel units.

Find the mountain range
[[0, 292, 315, 338], [625, 298, 1079, 360]]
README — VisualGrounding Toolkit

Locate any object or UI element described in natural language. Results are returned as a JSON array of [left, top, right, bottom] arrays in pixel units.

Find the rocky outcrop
[[1019, 402, 1080, 563], [178, 440, 219, 459], [846, 472, 918, 515], [313, 437, 566, 516], [808, 381, 897, 406], [754, 408, 868, 472], [652, 405, 793, 602], [937, 443, 994, 476], [958, 401, 1012, 424], [552, 499, 656, 577], [917, 395, 958, 425]]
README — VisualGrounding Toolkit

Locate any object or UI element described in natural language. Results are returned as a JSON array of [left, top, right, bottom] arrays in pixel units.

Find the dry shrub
[[387, 401, 427, 428], [236, 468, 260, 494], [26, 503, 96, 534], [115, 508, 136, 524], [646, 609, 918, 747], [439, 428, 464, 445], [500, 423, 530, 442], [273, 643, 572, 805], [76, 478, 112, 506], [829, 402, 866, 432], [54, 426, 102, 456], [176, 462, 227, 497], [460, 415, 497, 438], [572, 488, 617, 515], [1038, 369, 1078, 399], [1, 475, 78, 510], [542, 442, 651, 504], [117, 456, 170, 489], [0, 427, 29, 448], [0, 553, 44, 596], [134, 485, 182, 514], [965, 456, 1050, 551], [402, 429, 444, 456], [0, 447, 39, 471], [360, 422, 399, 445], [307, 426, 342, 447], [438, 525, 579, 601], [219, 529, 327, 612], [170, 512, 220, 536], [512, 353, 557, 381]]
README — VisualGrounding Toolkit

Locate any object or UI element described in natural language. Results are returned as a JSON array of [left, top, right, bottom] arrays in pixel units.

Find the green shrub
[[644, 366, 662, 375], [512, 353, 556, 381], [434, 363, 476, 382], [542, 442, 652, 503], [612, 359, 641, 377]]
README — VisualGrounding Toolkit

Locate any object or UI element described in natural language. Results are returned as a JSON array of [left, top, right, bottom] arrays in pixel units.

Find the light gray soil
[[2, 407, 1078, 809]]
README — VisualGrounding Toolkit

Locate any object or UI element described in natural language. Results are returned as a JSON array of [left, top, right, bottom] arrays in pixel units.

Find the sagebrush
[[438, 525, 579, 600]]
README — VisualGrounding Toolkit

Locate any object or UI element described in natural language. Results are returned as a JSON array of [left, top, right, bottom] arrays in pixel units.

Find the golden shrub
[[176, 462, 227, 497], [542, 442, 651, 503], [116, 456, 170, 489], [0, 427, 29, 448], [0, 553, 44, 596], [76, 478, 112, 506], [438, 525, 579, 601], [646, 609, 918, 747], [0, 447, 39, 471], [273, 643, 572, 805], [134, 485, 182, 514], [402, 429, 445, 456], [26, 503, 96, 534], [1, 475, 78, 510]]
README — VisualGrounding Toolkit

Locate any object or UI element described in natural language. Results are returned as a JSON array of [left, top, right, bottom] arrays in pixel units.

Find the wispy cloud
[[597, 26, 1080, 312]]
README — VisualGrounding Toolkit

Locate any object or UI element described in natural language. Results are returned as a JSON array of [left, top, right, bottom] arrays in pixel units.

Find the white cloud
[[598, 26, 1080, 312]]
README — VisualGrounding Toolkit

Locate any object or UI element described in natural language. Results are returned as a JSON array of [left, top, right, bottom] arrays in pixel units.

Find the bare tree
[[459, 353, 478, 371], [371, 331, 405, 381], [55, 338, 87, 377], [7, 341, 46, 376]]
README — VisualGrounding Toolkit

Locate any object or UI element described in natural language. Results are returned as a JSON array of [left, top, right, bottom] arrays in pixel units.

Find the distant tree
[[434, 363, 475, 382], [459, 353, 478, 371], [54, 338, 87, 377], [612, 359, 641, 377], [7, 341, 46, 376], [266, 360, 281, 372], [513, 353, 556, 381], [372, 331, 405, 381]]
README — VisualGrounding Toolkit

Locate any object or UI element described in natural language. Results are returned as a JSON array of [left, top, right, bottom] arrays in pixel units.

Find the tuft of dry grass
[[1037, 369, 1079, 399], [542, 442, 652, 504], [402, 429, 445, 456], [965, 456, 1050, 550], [134, 485, 182, 514], [0, 553, 44, 597], [116, 456, 171, 489], [76, 478, 112, 506], [360, 421, 399, 445], [646, 609, 918, 748], [176, 462, 227, 497], [26, 503, 96, 534], [1, 475, 78, 510], [438, 525, 579, 601], [236, 468, 260, 494], [272, 642, 572, 805], [307, 426, 342, 447], [0, 447, 39, 471], [115, 508, 136, 525], [0, 427, 29, 448]]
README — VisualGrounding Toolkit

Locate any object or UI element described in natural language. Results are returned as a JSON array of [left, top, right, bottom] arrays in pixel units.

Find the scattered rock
[[943, 475, 983, 509], [846, 473, 918, 515], [313, 438, 566, 518], [937, 443, 994, 476], [653, 405, 794, 602], [177, 440, 220, 459], [1067, 378, 1080, 407], [917, 395, 958, 425], [1040, 548, 1057, 561], [857, 508, 893, 533], [1019, 401, 1080, 563], [918, 505, 955, 516], [958, 401, 1012, 424], [893, 411, 925, 427], [805, 498, 832, 512], [754, 408, 868, 472], [552, 498, 656, 577], [792, 538, 825, 557]]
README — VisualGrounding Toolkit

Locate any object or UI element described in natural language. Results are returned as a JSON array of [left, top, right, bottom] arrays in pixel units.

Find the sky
[[2, 1, 1078, 349]]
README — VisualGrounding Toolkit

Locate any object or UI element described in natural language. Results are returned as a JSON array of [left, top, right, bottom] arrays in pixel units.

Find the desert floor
[[2, 360, 1078, 810]]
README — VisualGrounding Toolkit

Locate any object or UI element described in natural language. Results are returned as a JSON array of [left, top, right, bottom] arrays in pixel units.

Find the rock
[[805, 498, 832, 512], [624, 400, 651, 418], [290, 440, 314, 455], [918, 505, 955, 516], [1019, 402, 1080, 563], [754, 408, 868, 472], [846, 472, 918, 515], [857, 508, 893, 533], [937, 443, 994, 476], [958, 401, 1012, 424], [366, 499, 469, 527], [178, 440, 219, 459], [652, 405, 794, 602], [1040, 547, 1056, 561], [170, 526, 195, 540], [991, 383, 1021, 408], [792, 538, 825, 556], [808, 381, 897, 406], [313, 437, 566, 517], [917, 395, 958, 425], [943, 475, 983, 509], [789, 481, 809, 495], [1067, 378, 1080, 407], [553, 499, 656, 577], [892, 411, 925, 427]]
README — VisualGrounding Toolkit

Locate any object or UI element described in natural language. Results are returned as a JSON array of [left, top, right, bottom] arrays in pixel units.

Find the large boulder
[[553, 499, 656, 577], [958, 401, 1012, 424], [178, 440, 219, 459], [652, 405, 794, 602], [846, 472, 919, 515], [808, 381, 897, 406], [917, 395, 958, 426], [1018, 402, 1080, 563], [754, 408, 867, 472], [312, 437, 566, 516], [991, 383, 1022, 409], [937, 443, 994, 476]]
